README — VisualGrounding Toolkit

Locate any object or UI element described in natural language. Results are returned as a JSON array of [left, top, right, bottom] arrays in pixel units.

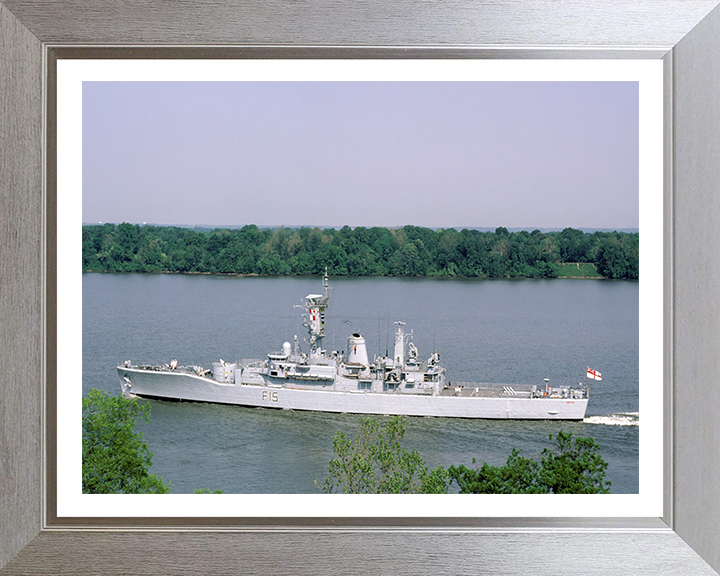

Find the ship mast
[[300, 268, 330, 357], [393, 321, 406, 369]]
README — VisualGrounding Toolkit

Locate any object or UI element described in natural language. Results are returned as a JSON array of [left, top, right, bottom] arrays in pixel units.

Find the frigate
[[118, 272, 589, 420]]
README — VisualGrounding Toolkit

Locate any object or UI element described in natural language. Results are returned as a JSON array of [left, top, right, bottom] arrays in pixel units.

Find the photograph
[[80, 78, 641, 497]]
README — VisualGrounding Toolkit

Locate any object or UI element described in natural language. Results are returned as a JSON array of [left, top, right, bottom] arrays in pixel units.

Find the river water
[[82, 273, 639, 493]]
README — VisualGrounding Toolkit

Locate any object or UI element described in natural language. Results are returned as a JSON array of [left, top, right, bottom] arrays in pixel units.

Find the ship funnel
[[347, 333, 369, 366]]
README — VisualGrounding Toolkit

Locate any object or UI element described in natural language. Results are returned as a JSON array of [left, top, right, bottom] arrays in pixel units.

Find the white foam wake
[[584, 412, 639, 426]]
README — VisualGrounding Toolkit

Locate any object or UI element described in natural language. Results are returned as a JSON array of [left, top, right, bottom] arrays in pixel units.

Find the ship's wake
[[583, 412, 639, 426]]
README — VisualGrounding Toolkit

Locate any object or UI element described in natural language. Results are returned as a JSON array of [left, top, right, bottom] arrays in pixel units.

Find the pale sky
[[83, 81, 639, 229]]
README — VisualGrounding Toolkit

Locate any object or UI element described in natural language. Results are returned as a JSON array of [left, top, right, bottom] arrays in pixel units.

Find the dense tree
[[596, 239, 629, 279], [82, 389, 171, 494], [558, 227, 591, 262], [81, 223, 639, 279], [449, 431, 611, 494]]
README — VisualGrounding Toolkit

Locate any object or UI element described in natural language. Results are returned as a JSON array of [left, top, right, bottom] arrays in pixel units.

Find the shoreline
[[81, 269, 613, 280]]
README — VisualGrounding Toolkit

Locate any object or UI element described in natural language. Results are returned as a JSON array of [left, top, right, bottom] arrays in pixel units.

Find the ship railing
[[169, 364, 213, 377], [451, 381, 586, 400], [449, 381, 536, 398], [452, 381, 536, 392], [133, 364, 180, 372], [123, 363, 214, 377]]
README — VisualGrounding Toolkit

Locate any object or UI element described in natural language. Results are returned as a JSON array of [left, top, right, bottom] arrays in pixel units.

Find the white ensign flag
[[587, 367, 602, 381]]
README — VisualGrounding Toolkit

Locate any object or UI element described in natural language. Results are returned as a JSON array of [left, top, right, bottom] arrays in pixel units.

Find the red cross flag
[[587, 367, 602, 381]]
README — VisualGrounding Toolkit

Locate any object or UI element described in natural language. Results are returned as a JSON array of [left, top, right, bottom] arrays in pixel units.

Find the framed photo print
[[1, 1, 719, 574]]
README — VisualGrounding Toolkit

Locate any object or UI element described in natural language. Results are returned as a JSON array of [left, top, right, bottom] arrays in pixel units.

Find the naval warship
[[118, 272, 589, 420]]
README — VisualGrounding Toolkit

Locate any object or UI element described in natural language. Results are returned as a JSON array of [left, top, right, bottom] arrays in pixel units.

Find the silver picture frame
[[2, 1, 719, 573]]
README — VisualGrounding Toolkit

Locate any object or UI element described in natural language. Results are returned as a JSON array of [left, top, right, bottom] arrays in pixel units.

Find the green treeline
[[82, 223, 639, 280]]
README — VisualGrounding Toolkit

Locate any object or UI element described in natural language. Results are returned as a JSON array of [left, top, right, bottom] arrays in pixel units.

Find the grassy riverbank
[[556, 262, 603, 278]]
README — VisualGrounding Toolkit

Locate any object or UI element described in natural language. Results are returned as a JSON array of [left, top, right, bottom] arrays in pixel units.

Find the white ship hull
[[118, 366, 588, 420]]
